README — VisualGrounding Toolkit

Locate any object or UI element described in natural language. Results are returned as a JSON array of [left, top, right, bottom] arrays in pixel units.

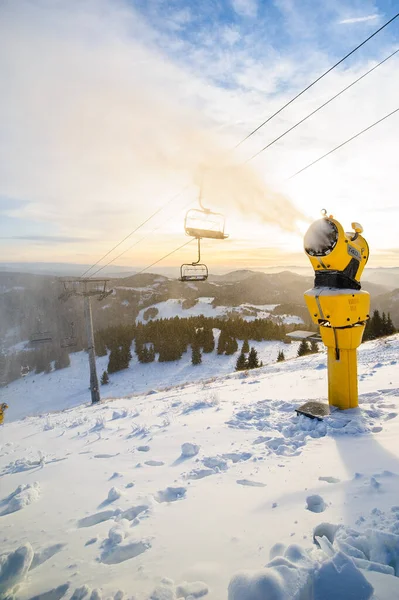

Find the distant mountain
[[0, 269, 396, 352]]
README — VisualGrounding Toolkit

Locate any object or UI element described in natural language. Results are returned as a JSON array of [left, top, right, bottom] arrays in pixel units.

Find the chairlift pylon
[[60, 322, 77, 349], [179, 238, 209, 282]]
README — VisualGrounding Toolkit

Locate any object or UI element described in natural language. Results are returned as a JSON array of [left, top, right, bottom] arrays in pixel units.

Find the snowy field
[[1, 336, 399, 599], [2, 337, 301, 423], [136, 299, 302, 325]]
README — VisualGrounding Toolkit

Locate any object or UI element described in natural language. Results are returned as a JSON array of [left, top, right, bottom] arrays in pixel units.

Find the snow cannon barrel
[[303, 212, 370, 410]]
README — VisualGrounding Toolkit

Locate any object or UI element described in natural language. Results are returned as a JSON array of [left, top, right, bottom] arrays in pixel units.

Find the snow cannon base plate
[[295, 401, 333, 421]]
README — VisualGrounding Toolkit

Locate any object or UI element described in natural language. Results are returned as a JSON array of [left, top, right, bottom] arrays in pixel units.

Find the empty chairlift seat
[[29, 331, 52, 345], [179, 263, 208, 282], [184, 209, 228, 240]]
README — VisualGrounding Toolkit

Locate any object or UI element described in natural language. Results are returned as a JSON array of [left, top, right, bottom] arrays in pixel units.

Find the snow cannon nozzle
[[304, 214, 369, 290]]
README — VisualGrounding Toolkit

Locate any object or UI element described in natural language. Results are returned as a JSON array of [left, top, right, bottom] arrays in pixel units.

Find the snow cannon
[[303, 210, 370, 412]]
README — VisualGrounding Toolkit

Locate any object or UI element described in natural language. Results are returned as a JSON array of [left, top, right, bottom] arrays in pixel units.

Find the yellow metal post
[[303, 213, 370, 411]]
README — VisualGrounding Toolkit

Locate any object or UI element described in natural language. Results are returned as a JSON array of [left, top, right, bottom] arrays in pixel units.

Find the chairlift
[[184, 209, 227, 240], [30, 330, 53, 345], [60, 322, 77, 349], [179, 238, 209, 282], [184, 189, 228, 240]]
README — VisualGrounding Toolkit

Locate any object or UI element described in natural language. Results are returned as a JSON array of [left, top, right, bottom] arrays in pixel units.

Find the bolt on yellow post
[[298, 210, 370, 418]]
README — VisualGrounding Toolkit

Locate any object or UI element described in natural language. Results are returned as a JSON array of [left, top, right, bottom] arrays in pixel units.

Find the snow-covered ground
[[2, 337, 301, 423], [1, 336, 399, 599], [136, 299, 302, 325]]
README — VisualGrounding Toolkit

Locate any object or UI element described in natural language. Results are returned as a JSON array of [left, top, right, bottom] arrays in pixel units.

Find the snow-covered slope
[[2, 338, 301, 423], [136, 299, 302, 324], [1, 336, 399, 599]]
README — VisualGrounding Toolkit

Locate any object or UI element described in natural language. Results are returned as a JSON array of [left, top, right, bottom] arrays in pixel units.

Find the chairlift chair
[[30, 331, 53, 345], [184, 208, 227, 240], [60, 322, 77, 349], [180, 263, 209, 282], [184, 187, 228, 239], [179, 238, 209, 282]]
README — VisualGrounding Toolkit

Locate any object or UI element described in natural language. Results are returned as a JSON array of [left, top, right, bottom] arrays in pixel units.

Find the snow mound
[[2, 482, 41, 515], [181, 442, 200, 458], [228, 543, 373, 600], [306, 495, 326, 513], [100, 540, 150, 564], [176, 581, 209, 598], [0, 543, 34, 598], [107, 487, 123, 502], [155, 487, 187, 503]]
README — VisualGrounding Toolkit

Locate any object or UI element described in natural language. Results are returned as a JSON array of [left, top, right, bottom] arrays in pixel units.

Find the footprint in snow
[[306, 495, 326, 513], [145, 460, 165, 467], [318, 476, 340, 484], [155, 487, 187, 503], [186, 468, 214, 480], [100, 540, 151, 564], [77, 509, 117, 528], [94, 453, 120, 459], [236, 479, 266, 488]]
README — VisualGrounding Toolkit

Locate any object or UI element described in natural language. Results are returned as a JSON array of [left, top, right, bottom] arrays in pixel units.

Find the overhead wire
[[288, 106, 399, 179], [247, 48, 399, 162], [135, 238, 196, 276], [236, 11, 399, 147], [82, 11, 399, 278], [80, 185, 189, 278], [91, 198, 195, 278]]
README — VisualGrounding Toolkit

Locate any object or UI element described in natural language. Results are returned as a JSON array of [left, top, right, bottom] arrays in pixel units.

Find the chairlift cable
[[80, 13, 399, 280], [247, 47, 399, 162], [236, 11, 399, 147], [288, 106, 399, 179], [135, 238, 195, 276], [80, 186, 190, 278], [89, 198, 194, 278]]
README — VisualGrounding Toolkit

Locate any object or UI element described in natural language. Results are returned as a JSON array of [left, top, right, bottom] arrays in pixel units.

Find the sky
[[0, 0, 398, 275]]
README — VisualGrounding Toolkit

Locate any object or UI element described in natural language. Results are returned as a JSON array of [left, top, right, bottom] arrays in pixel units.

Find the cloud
[[231, 0, 258, 18], [0, 0, 398, 269], [339, 14, 379, 24], [0, 235, 91, 243]]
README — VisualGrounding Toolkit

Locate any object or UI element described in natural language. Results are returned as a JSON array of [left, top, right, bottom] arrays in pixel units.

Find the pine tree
[[108, 347, 122, 373], [242, 339, 249, 353], [225, 336, 238, 355], [277, 350, 285, 362], [202, 328, 215, 353], [247, 347, 260, 369], [381, 312, 388, 336], [35, 350, 52, 374], [191, 344, 202, 365], [297, 340, 310, 357], [386, 313, 396, 335], [96, 337, 107, 357], [310, 340, 319, 354], [217, 330, 227, 355], [235, 351, 247, 371], [371, 310, 383, 339], [101, 370, 109, 385], [0, 351, 7, 384], [54, 350, 70, 370]]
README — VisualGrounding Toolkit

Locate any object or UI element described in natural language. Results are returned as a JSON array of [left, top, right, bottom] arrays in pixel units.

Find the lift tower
[[58, 278, 112, 404]]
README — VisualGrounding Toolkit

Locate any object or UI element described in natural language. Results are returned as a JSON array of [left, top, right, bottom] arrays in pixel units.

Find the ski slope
[[1, 336, 399, 599], [2, 337, 301, 423], [136, 299, 303, 325]]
